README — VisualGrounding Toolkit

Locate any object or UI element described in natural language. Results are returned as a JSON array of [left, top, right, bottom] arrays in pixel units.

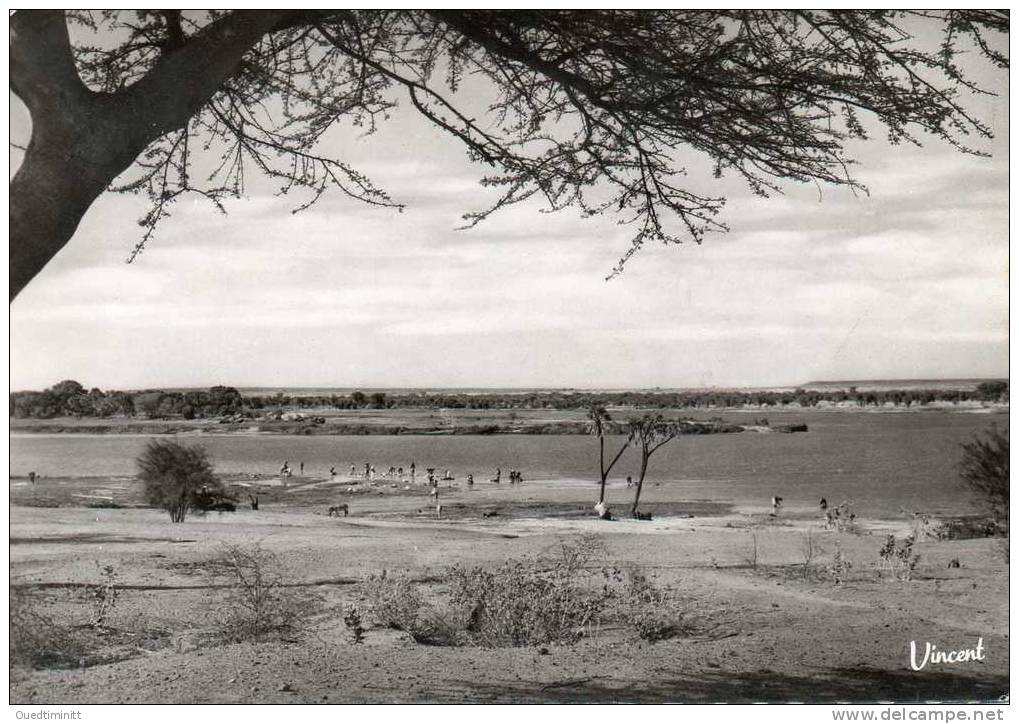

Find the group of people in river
[[280, 458, 522, 490], [489, 467, 524, 484]]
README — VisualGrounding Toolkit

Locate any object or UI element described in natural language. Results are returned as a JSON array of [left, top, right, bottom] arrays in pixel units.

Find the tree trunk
[[10, 107, 142, 300], [597, 436, 607, 504], [631, 456, 649, 518], [9, 10, 118, 300]]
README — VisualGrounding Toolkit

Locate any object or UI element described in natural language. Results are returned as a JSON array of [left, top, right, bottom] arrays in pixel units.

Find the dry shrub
[[357, 536, 701, 648], [798, 530, 824, 580], [446, 537, 606, 647], [10, 588, 85, 670], [210, 543, 321, 643], [623, 568, 682, 642], [356, 536, 608, 648], [356, 570, 459, 645], [825, 501, 863, 534], [342, 603, 365, 644], [358, 571, 424, 631], [826, 544, 853, 585], [84, 562, 120, 629]]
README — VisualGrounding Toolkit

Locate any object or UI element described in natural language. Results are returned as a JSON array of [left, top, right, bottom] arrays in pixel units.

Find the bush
[[210, 543, 320, 643], [824, 500, 862, 534], [354, 536, 710, 648], [959, 425, 1008, 528], [356, 536, 609, 648], [10, 588, 85, 670], [826, 545, 852, 585], [446, 538, 606, 647], [357, 571, 460, 645], [878, 534, 920, 581], [136, 439, 234, 522], [623, 569, 681, 642], [910, 513, 999, 542], [342, 603, 366, 644], [358, 571, 426, 631], [976, 380, 1008, 401]]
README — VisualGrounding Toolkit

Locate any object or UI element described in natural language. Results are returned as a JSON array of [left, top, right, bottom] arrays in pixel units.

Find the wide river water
[[9, 409, 1007, 519]]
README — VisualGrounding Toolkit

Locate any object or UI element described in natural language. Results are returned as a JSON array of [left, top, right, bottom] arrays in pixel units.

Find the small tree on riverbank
[[627, 415, 681, 519], [587, 406, 632, 511], [137, 439, 226, 522]]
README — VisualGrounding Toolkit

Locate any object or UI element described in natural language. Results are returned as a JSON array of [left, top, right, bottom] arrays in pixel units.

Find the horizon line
[[10, 376, 1008, 395]]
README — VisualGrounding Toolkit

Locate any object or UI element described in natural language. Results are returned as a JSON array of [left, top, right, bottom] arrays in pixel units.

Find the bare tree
[[627, 414, 680, 518], [10, 10, 1007, 300], [587, 405, 631, 507]]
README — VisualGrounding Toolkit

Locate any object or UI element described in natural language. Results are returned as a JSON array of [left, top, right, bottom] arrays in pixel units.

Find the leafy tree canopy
[[136, 439, 230, 522]]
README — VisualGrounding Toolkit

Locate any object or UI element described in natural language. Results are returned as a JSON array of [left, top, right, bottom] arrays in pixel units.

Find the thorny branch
[[50, 10, 1008, 270]]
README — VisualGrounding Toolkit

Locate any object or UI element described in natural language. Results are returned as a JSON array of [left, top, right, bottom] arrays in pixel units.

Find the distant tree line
[[10, 380, 243, 420], [9, 380, 1009, 420]]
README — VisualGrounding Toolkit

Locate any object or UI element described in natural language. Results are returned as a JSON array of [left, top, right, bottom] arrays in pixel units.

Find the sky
[[8, 15, 1010, 391]]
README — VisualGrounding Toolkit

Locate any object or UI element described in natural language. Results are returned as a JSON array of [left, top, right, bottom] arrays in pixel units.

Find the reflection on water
[[9, 410, 1006, 518]]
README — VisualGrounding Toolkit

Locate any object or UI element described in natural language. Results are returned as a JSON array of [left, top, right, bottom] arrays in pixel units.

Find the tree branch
[[121, 10, 292, 139]]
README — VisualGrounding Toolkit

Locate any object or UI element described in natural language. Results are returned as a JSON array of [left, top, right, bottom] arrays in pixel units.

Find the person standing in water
[[300, 461, 304, 476]]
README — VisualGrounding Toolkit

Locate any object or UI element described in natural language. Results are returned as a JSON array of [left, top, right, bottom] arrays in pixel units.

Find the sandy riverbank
[[9, 472, 1008, 704]]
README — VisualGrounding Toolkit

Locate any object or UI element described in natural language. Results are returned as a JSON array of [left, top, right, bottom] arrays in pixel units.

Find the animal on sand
[[328, 503, 349, 517]]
